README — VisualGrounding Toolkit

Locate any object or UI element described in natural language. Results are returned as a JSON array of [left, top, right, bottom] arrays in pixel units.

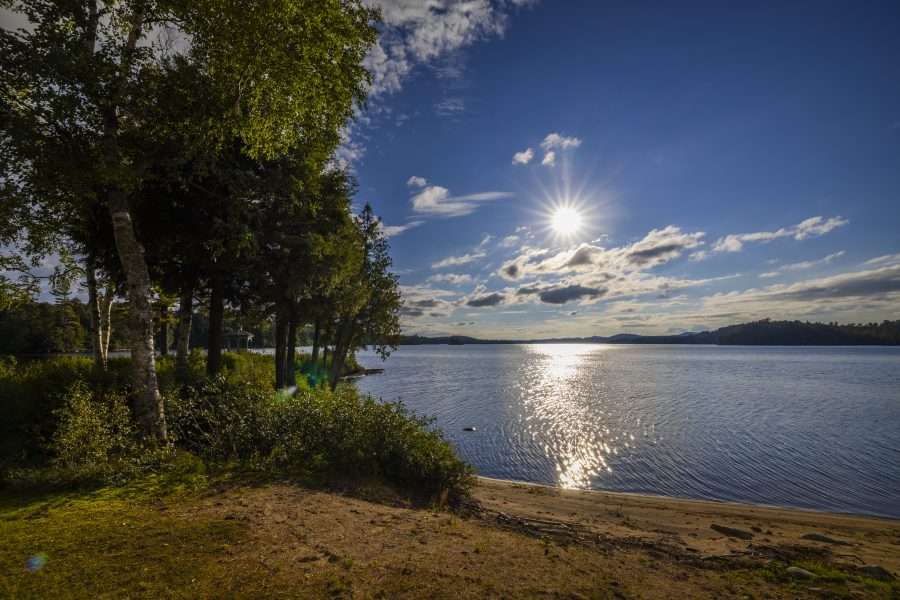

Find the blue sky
[[3, 2, 898, 337], [346, 1, 900, 338]]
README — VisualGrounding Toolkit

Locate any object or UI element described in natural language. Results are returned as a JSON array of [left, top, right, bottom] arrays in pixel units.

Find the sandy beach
[[3, 475, 898, 598]]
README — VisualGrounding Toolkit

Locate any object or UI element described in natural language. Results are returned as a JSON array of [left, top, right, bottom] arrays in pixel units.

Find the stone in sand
[[786, 566, 816, 580], [709, 524, 754, 540], [801, 532, 850, 546], [859, 565, 895, 581]]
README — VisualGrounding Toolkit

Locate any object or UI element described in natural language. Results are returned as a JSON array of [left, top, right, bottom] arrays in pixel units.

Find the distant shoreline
[[398, 318, 900, 346]]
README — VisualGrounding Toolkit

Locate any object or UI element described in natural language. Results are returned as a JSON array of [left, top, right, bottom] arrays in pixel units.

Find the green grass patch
[[0, 471, 246, 599], [728, 559, 899, 599]]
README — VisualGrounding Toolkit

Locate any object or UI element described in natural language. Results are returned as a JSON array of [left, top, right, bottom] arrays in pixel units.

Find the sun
[[551, 206, 583, 236]]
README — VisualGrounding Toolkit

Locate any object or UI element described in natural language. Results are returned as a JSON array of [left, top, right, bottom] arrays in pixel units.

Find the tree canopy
[[1, 0, 401, 441]]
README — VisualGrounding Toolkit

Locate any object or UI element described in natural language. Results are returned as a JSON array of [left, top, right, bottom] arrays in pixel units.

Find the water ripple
[[356, 344, 900, 518]]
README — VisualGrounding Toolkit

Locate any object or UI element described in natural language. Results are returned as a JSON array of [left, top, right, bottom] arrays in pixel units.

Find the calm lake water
[[353, 344, 900, 518]]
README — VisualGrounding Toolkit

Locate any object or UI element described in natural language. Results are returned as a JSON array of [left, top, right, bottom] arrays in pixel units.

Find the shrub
[[2, 353, 473, 501], [270, 385, 472, 499], [0, 356, 121, 465], [221, 352, 276, 394], [165, 376, 273, 462], [49, 382, 137, 476], [166, 377, 472, 499]]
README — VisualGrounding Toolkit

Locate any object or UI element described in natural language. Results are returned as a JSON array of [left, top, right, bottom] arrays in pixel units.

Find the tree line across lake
[[397, 319, 900, 346], [1, 1, 401, 444]]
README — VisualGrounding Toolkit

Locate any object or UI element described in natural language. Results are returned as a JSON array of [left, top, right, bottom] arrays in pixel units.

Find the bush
[[0, 356, 128, 465], [2, 353, 473, 501], [50, 382, 136, 469], [165, 376, 274, 462], [166, 377, 472, 499], [270, 386, 472, 497], [0, 351, 272, 466], [46, 382, 145, 482]]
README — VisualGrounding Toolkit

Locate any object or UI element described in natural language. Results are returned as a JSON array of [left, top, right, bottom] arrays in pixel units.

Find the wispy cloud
[[499, 234, 520, 248], [541, 151, 556, 167], [712, 216, 849, 253], [432, 251, 487, 269], [862, 253, 900, 267], [434, 97, 465, 116], [759, 251, 845, 278], [380, 220, 425, 238], [406, 175, 427, 188], [703, 264, 900, 321], [427, 273, 474, 285], [411, 185, 513, 217]]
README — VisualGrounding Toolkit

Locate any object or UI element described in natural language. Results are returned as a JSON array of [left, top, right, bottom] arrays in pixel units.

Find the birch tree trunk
[[99, 3, 164, 440], [100, 284, 114, 363], [108, 189, 166, 441], [85, 254, 106, 370]]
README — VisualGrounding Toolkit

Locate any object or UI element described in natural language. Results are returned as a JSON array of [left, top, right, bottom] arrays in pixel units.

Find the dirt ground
[[3, 476, 898, 599], [170, 478, 900, 599]]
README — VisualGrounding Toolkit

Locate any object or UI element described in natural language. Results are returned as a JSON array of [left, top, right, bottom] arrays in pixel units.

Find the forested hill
[[398, 320, 900, 346]]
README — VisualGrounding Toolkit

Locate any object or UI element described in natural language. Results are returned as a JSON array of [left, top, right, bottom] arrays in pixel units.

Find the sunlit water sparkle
[[354, 344, 900, 518]]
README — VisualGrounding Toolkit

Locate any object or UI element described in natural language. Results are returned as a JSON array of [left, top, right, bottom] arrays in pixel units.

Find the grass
[[0, 471, 246, 599], [726, 558, 899, 599]]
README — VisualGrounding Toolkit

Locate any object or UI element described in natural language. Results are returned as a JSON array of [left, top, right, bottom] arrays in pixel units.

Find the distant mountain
[[398, 319, 900, 346]]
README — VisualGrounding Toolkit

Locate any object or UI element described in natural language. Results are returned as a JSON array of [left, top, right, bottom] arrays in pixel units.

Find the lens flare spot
[[26, 553, 47, 573]]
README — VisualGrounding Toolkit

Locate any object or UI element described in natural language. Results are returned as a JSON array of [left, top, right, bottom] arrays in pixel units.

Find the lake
[[353, 344, 900, 518]]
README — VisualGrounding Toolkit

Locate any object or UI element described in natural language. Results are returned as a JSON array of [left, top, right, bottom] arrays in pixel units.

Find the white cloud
[[495, 226, 708, 310], [427, 273, 474, 285], [689, 250, 709, 262], [432, 251, 487, 269], [541, 151, 556, 167], [411, 185, 513, 217], [434, 97, 465, 116], [541, 132, 582, 150], [406, 175, 427, 188], [758, 251, 845, 278], [363, 0, 515, 97], [863, 253, 900, 267], [713, 216, 848, 253], [793, 216, 849, 240], [499, 234, 520, 248], [339, 1, 537, 168], [703, 264, 900, 322], [331, 130, 367, 171], [380, 220, 424, 238], [512, 148, 534, 165]]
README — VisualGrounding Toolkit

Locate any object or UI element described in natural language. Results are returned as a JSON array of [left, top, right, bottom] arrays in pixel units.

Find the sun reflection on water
[[520, 344, 628, 489]]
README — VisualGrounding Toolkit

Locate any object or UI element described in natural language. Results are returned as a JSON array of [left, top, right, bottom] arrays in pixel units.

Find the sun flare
[[551, 206, 583, 236]]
